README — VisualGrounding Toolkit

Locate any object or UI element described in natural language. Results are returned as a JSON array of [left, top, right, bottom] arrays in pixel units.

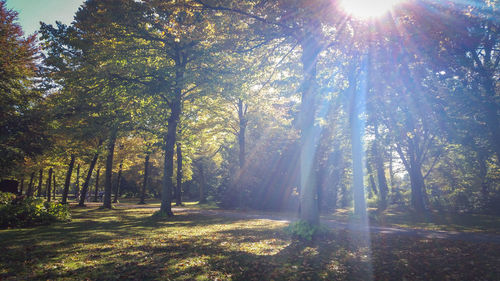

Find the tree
[[0, 1, 47, 176], [62, 155, 75, 204], [195, 0, 362, 225]]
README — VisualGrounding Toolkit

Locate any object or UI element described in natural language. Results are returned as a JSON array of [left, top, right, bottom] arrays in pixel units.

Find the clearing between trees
[[1, 203, 499, 281]]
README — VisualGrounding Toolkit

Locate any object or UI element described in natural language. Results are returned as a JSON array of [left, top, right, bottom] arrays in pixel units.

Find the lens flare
[[340, 0, 402, 19]]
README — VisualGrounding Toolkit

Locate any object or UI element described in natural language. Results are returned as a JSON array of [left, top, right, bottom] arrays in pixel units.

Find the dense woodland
[[1, 0, 499, 226]]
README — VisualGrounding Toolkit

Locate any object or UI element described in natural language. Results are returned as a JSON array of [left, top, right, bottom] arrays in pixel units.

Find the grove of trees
[[1, 0, 499, 226]]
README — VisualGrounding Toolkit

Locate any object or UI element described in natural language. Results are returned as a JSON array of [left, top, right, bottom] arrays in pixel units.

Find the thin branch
[[423, 152, 441, 180], [255, 40, 299, 95], [394, 143, 410, 172], [181, 84, 200, 98], [494, 53, 500, 69], [193, 0, 293, 32], [471, 50, 485, 71], [160, 94, 172, 107]]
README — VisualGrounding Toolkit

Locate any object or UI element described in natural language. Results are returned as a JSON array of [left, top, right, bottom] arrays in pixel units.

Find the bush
[[0, 192, 71, 228], [285, 220, 328, 241]]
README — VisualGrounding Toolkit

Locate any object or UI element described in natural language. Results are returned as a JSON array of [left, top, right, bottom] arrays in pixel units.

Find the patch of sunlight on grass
[[327, 259, 348, 274], [174, 255, 210, 270], [237, 239, 290, 256], [3, 204, 500, 280], [301, 246, 320, 257], [325, 207, 500, 234]]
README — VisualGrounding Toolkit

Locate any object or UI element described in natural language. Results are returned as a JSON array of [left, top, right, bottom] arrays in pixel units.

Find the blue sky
[[5, 0, 85, 36]]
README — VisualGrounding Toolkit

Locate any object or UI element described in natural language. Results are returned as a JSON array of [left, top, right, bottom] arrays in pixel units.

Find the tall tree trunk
[[349, 64, 367, 220], [238, 99, 247, 170], [368, 174, 377, 199], [481, 74, 500, 162], [94, 167, 100, 202], [74, 164, 80, 199], [79, 146, 100, 207], [398, 142, 426, 213], [19, 176, 24, 195], [373, 126, 389, 210], [27, 172, 34, 197], [375, 153, 389, 210], [175, 143, 183, 206], [199, 162, 206, 204], [46, 168, 53, 202], [113, 161, 123, 203], [62, 155, 75, 204], [160, 103, 179, 216], [37, 168, 43, 197], [408, 162, 426, 213], [366, 163, 378, 198], [160, 51, 186, 216], [478, 152, 489, 201], [331, 170, 340, 213], [103, 129, 118, 209], [389, 146, 395, 193], [316, 164, 326, 212], [139, 153, 150, 204], [52, 172, 56, 200], [298, 35, 321, 226]]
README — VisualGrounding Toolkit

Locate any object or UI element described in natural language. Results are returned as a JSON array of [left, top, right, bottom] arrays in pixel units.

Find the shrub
[[285, 220, 328, 241], [0, 192, 71, 228]]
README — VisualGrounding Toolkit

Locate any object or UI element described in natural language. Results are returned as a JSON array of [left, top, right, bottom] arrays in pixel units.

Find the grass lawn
[[1, 205, 499, 280], [326, 208, 500, 234]]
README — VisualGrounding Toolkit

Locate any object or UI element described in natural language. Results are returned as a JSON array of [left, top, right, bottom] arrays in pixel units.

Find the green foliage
[[0, 192, 16, 205], [285, 220, 328, 241], [0, 192, 71, 228]]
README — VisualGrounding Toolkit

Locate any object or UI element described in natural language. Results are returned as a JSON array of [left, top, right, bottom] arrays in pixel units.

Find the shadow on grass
[[2, 206, 500, 281]]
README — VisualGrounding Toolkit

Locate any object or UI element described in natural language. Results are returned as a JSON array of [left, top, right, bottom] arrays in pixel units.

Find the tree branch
[[193, 0, 293, 32]]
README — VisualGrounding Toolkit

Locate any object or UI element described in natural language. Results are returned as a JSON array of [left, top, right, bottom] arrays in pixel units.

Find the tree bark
[[389, 146, 394, 193], [79, 146, 100, 206], [52, 172, 56, 200], [46, 168, 53, 202], [298, 34, 321, 226], [199, 162, 206, 204], [27, 172, 34, 197], [139, 153, 149, 204], [19, 176, 24, 195], [37, 168, 43, 197], [481, 73, 500, 162], [349, 64, 367, 220], [373, 127, 389, 210], [408, 162, 426, 213], [62, 155, 75, 204], [160, 52, 185, 216], [113, 161, 123, 203], [160, 99, 179, 216], [238, 99, 247, 170], [74, 164, 80, 199], [175, 143, 183, 206], [366, 163, 378, 197], [94, 167, 100, 202], [103, 129, 118, 209], [396, 142, 426, 213]]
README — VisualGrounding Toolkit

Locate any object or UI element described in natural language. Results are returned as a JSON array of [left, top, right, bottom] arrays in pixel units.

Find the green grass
[[324, 207, 500, 234], [1, 205, 499, 280]]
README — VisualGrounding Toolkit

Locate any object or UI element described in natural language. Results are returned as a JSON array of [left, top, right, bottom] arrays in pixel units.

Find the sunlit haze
[[340, 0, 402, 19]]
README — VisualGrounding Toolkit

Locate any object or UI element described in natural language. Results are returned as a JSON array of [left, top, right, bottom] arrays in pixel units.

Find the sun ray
[[340, 0, 402, 19]]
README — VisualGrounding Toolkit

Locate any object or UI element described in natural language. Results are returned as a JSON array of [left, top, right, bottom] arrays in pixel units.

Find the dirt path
[[79, 202, 500, 244]]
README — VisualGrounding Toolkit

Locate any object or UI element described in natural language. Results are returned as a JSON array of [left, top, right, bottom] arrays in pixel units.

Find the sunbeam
[[340, 0, 402, 19]]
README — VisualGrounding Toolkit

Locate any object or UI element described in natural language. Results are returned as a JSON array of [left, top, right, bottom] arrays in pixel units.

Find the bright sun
[[340, 0, 402, 19]]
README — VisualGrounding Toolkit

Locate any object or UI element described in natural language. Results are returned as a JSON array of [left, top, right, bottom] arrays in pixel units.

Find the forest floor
[[91, 199, 500, 234], [1, 202, 500, 280]]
